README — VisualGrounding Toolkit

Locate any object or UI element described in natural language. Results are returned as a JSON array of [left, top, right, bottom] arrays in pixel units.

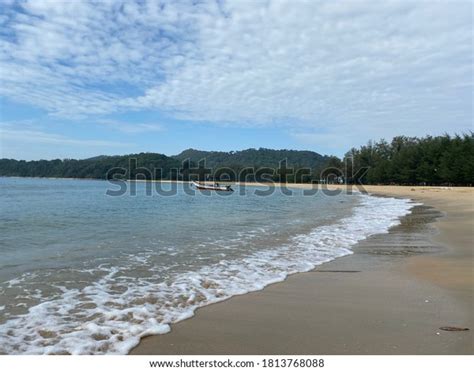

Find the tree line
[[0, 148, 330, 183], [340, 133, 473, 186], [0, 133, 472, 185]]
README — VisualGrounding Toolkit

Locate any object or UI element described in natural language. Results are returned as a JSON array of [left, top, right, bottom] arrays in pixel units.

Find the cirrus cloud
[[0, 0, 472, 137]]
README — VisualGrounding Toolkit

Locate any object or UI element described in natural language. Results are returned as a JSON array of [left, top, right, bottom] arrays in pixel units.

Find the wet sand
[[131, 186, 473, 355]]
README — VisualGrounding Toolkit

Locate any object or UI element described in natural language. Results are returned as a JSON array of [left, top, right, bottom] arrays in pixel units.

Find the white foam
[[0, 194, 417, 354]]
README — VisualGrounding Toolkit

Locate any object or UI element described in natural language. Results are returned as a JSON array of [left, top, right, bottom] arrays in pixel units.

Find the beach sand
[[131, 186, 473, 355]]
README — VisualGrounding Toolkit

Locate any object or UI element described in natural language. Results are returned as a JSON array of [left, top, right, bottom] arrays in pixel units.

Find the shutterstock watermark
[[105, 158, 368, 197]]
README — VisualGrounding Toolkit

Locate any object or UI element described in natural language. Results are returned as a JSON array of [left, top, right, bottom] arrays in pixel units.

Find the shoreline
[[131, 186, 473, 354], [2, 175, 471, 187]]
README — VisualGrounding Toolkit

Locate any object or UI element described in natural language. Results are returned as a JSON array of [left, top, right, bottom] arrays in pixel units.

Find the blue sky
[[0, 0, 472, 160]]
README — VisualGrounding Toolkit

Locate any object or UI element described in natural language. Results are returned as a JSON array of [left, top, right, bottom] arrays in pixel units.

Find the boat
[[192, 181, 234, 192]]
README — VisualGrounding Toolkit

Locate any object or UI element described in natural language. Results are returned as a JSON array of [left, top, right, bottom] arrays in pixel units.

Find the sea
[[0, 177, 416, 354]]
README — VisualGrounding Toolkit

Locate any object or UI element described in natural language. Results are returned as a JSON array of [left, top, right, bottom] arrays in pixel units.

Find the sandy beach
[[131, 186, 473, 355]]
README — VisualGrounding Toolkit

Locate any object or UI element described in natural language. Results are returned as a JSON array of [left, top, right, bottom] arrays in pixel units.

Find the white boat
[[192, 181, 234, 192]]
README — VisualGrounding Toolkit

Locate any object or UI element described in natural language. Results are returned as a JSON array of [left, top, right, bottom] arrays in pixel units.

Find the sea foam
[[0, 194, 417, 354]]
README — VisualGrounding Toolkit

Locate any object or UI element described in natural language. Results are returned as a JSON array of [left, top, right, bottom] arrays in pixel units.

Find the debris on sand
[[439, 326, 469, 331]]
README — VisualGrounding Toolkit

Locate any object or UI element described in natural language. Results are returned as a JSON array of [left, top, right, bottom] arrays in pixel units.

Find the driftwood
[[439, 326, 470, 331]]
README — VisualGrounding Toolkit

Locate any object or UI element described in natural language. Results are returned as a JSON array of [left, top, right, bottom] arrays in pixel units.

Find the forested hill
[[0, 153, 181, 180], [0, 134, 472, 185], [0, 148, 330, 181], [173, 148, 330, 169]]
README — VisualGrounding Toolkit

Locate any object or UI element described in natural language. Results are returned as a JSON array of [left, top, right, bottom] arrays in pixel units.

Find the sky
[[0, 0, 472, 160]]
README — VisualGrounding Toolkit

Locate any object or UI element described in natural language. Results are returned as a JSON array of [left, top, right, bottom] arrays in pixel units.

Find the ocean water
[[0, 177, 416, 354]]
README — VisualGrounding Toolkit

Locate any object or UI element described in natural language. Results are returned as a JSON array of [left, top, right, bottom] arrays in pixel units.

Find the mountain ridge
[[0, 148, 330, 180]]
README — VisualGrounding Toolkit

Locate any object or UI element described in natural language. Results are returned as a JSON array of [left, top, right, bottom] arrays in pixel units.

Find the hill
[[0, 148, 330, 181], [173, 147, 330, 170], [0, 153, 181, 180], [1, 134, 472, 185]]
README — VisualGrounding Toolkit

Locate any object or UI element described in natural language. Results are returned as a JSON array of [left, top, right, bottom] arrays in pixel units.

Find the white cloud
[[0, 121, 134, 160], [0, 122, 129, 147], [0, 0, 472, 139], [98, 119, 164, 133]]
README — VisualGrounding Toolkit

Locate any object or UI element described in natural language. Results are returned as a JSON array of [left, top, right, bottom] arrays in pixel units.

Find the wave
[[0, 194, 417, 354]]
